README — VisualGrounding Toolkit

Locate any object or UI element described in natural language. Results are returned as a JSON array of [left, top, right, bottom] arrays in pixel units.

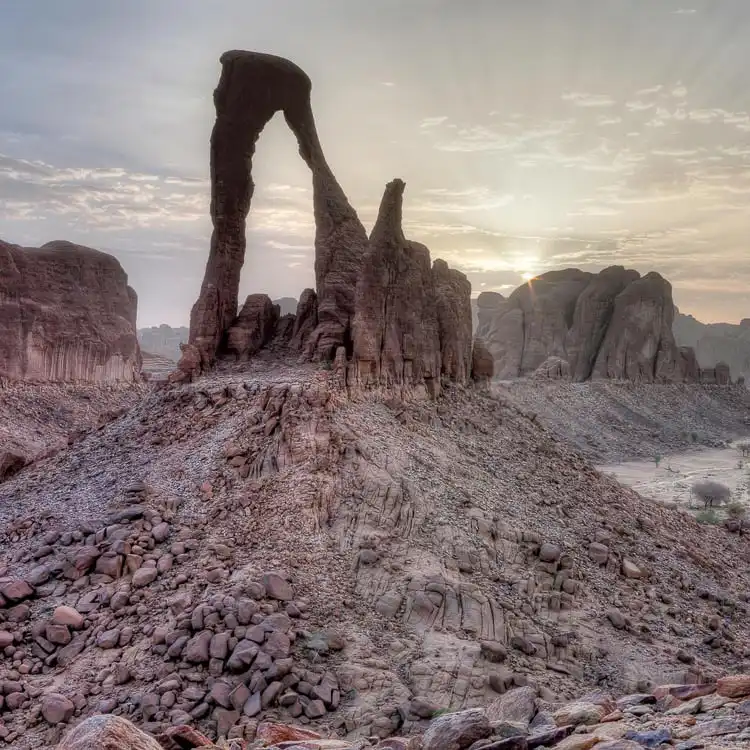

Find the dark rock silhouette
[[478, 267, 698, 383], [0, 239, 140, 382], [186, 51, 367, 373]]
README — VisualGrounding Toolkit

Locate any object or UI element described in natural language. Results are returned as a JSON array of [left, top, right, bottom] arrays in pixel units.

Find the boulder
[[57, 714, 163, 749], [717, 675, 750, 698], [422, 709, 492, 750], [225, 294, 279, 360], [41, 693, 75, 725]]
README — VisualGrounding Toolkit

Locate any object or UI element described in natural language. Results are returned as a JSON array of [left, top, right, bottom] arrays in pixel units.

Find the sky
[[1, 0, 749, 327]]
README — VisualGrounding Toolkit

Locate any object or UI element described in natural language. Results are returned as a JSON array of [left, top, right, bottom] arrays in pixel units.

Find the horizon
[[1, 1, 749, 327]]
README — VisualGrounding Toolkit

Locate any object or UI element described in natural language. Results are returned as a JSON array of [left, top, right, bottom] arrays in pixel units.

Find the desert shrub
[[696, 509, 721, 525], [736, 440, 750, 457], [727, 502, 747, 519], [692, 480, 731, 508], [654, 454, 662, 468]]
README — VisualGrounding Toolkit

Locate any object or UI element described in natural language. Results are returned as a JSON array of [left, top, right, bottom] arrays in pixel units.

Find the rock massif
[[186, 50, 367, 371], [476, 267, 701, 383], [0, 240, 141, 382], [181, 52, 477, 390]]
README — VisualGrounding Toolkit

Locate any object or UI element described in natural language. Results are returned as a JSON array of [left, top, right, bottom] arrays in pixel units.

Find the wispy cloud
[[561, 92, 616, 107]]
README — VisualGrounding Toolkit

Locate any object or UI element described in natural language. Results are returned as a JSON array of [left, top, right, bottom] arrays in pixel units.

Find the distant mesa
[[474, 266, 735, 385], [178, 51, 481, 393], [0, 239, 140, 383]]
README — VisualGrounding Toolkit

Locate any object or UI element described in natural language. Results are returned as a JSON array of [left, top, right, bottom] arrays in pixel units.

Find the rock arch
[[187, 50, 368, 370]]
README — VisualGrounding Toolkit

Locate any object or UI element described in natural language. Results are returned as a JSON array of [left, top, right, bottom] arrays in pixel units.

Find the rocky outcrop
[[478, 267, 696, 383], [291, 289, 318, 352], [352, 179, 441, 388], [532, 356, 571, 380], [592, 272, 684, 382], [674, 310, 750, 381], [225, 294, 279, 360], [0, 239, 140, 382], [57, 714, 163, 750], [433, 259, 473, 385], [700, 361, 732, 385], [351, 180, 473, 391], [471, 338, 494, 382], [186, 51, 367, 372]]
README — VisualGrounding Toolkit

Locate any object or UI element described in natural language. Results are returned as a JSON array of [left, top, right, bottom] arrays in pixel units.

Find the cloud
[[626, 100, 656, 112], [636, 85, 664, 96], [673, 8, 697, 14], [561, 92, 616, 108], [419, 116, 449, 129]]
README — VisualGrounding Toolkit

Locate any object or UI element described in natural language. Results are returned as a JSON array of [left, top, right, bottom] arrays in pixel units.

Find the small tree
[[692, 480, 731, 509], [654, 454, 662, 468], [736, 440, 750, 458]]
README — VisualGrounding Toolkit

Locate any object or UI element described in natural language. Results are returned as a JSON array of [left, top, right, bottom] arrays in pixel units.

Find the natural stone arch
[[187, 50, 368, 370]]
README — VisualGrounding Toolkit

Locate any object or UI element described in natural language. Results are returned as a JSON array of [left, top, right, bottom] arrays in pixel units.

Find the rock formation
[[352, 179, 441, 388], [186, 51, 367, 372], [478, 267, 697, 383], [290, 289, 318, 352], [673, 309, 750, 381], [591, 272, 684, 382], [225, 294, 279, 360], [433, 259, 473, 385], [351, 180, 474, 391], [700, 361, 732, 385], [0, 239, 140, 382]]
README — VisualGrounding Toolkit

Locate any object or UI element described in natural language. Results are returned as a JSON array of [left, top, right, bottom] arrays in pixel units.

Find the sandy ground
[[597, 440, 750, 519]]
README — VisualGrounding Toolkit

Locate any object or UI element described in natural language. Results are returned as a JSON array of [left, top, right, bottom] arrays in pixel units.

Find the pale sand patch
[[598, 441, 750, 518]]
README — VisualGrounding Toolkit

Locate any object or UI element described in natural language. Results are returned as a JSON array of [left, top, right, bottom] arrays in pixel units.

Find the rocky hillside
[[0, 239, 141, 383], [0, 379, 145, 483], [2, 358, 750, 748], [501, 382, 750, 463], [673, 311, 750, 382]]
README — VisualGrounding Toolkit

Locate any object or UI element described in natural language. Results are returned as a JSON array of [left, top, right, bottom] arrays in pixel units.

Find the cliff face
[[0, 240, 141, 382], [477, 267, 697, 383]]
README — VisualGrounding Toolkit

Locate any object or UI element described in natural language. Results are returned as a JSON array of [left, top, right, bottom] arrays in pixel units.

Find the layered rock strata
[[478, 267, 699, 383], [0, 239, 140, 382], [186, 51, 367, 371]]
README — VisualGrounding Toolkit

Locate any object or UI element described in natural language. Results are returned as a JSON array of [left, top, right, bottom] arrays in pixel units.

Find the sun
[[521, 271, 536, 282]]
